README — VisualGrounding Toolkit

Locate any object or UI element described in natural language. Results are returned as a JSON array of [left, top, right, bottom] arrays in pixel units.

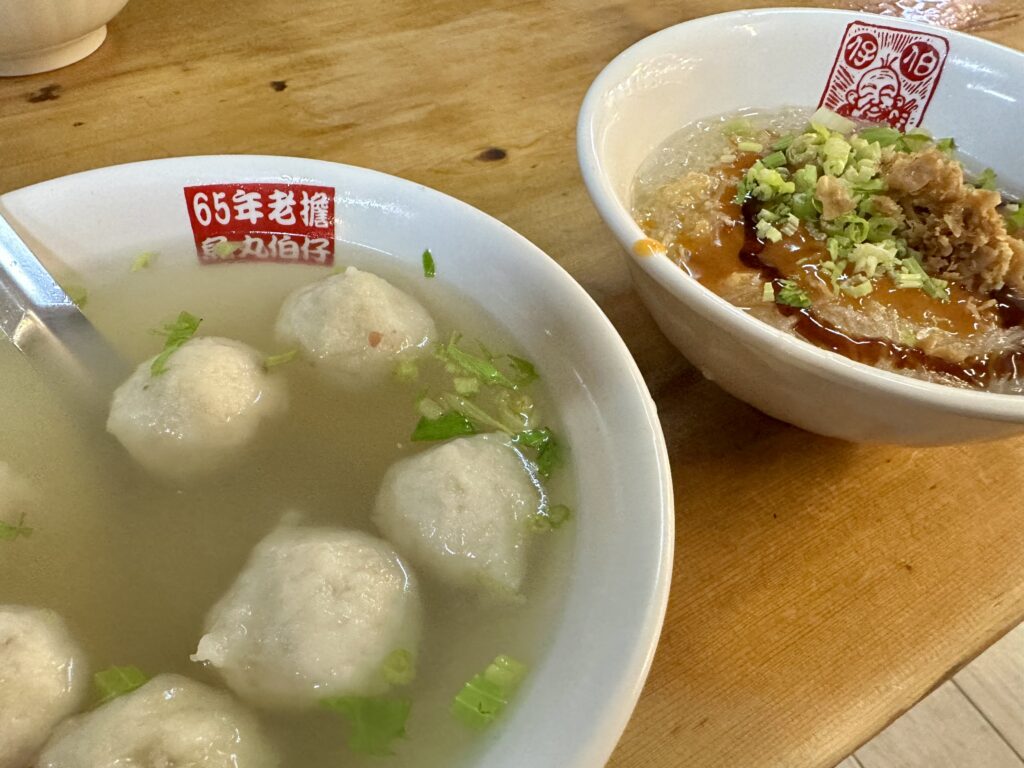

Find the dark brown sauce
[[737, 199, 1024, 388]]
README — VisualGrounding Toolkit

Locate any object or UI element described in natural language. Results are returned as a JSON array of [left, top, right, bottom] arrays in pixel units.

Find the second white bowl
[[578, 8, 1024, 445]]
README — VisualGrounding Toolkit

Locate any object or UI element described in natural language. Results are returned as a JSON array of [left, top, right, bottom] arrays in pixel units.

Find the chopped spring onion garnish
[[774, 280, 811, 309], [263, 348, 299, 369], [1005, 205, 1024, 232], [131, 252, 156, 272], [321, 696, 412, 756], [150, 311, 202, 376], [452, 655, 528, 730], [975, 168, 998, 191], [761, 282, 775, 303], [529, 503, 572, 532], [505, 355, 539, 385], [411, 410, 478, 442], [453, 376, 480, 396], [422, 249, 436, 278], [93, 665, 148, 705], [381, 649, 416, 686], [737, 140, 763, 153], [437, 335, 516, 389], [394, 359, 419, 382], [0, 512, 32, 541]]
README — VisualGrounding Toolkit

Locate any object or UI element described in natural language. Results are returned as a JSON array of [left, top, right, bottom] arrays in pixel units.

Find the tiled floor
[[835, 623, 1024, 768]]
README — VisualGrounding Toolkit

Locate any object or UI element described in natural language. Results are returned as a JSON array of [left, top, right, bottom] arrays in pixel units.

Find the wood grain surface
[[1, 2, 1023, 767]]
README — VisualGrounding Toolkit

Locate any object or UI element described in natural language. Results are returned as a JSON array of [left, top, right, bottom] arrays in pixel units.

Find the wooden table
[[2, 1, 1023, 765]]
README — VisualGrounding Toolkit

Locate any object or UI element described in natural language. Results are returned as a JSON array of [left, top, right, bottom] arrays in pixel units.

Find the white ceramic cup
[[578, 8, 1024, 445], [0, 0, 129, 77]]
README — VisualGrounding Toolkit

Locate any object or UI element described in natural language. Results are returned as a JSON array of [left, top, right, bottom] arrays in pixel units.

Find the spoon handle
[[0, 210, 128, 416]]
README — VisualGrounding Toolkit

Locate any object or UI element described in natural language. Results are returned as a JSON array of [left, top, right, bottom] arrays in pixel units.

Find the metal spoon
[[0, 209, 128, 418]]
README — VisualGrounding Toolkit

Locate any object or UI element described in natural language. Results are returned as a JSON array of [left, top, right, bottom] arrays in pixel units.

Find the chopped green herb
[[94, 665, 148, 705], [505, 355, 538, 385], [1005, 205, 1024, 232], [761, 282, 775, 303], [453, 376, 480, 396], [263, 348, 299, 369], [150, 311, 202, 376], [935, 137, 956, 154], [411, 411, 478, 442], [737, 140, 763, 153], [422, 249, 436, 278], [530, 503, 572, 532], [130, 252, 156, 272], [416, 395, 445, 421], [381, 649, 416, 686], [857, 126, 900, 147], [722, 117, 754, 137], [515, 428, 561, 477], [437, 336, 515, 389], [760, 150, 787, 169], [975, 168, 998, 191], [321, 696, 412, 756], [0, 512, 32, 542], [774, 280, 811, 309], [394, 359, 419, 382], [452, 655, 528, 730], [64, 284, 88, 308]]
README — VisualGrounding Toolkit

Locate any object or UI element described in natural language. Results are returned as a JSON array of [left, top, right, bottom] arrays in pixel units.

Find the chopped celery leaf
[[0, 512, 32, 542], [515, 428, 561, 477], [506, 355, 539, 385], [530, 503, 572, 532], [452, 655, 528, 730], [411, 411, 478, 442], [422, 249, 436, 278], [438, 336, 515, 389], [150, 311, 202, 376], [322, 696, 411, 756], [263, 348, 298, 369], [381, 649, 416, 686], [94, 665, 148, 705]]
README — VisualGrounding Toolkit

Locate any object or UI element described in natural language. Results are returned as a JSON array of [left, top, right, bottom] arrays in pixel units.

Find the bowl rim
[[0, 153, 675, 768], [577, 6, 1024, 423]]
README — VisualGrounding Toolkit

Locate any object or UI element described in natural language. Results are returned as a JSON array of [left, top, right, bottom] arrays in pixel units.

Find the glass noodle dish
[[0, 249, 574, 768], [633, 107, 1024, 392]]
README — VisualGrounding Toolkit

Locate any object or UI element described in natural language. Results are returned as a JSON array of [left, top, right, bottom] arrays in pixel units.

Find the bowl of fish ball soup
[[0, 156, 672, 768]]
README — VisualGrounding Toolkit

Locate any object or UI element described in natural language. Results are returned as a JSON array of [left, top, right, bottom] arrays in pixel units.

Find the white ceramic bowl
[[0, 0, 129, 76], [0, 155, 673, 768], [578, 8, 1024, 445]]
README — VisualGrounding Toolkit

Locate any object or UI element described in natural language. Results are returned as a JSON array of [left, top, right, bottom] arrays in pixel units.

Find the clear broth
[[0, 247, 573, 767]]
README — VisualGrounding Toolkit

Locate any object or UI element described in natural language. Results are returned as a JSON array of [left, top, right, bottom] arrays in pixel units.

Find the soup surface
[[633, 107, 1024, 392], [0, 246, 574, 767]]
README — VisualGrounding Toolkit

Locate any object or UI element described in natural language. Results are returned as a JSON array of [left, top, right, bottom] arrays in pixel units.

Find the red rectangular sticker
[[818, 21, 949, 131], [183, 183, 335, 265]]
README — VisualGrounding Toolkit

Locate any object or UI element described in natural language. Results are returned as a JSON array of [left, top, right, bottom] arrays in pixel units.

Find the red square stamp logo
[[183, 183, 336, 266], [818, 21, 950, 131]]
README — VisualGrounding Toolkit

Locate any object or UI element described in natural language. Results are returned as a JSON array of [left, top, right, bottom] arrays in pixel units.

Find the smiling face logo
[[837, 60, 915, 129], [819, 22, 950, 131]]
